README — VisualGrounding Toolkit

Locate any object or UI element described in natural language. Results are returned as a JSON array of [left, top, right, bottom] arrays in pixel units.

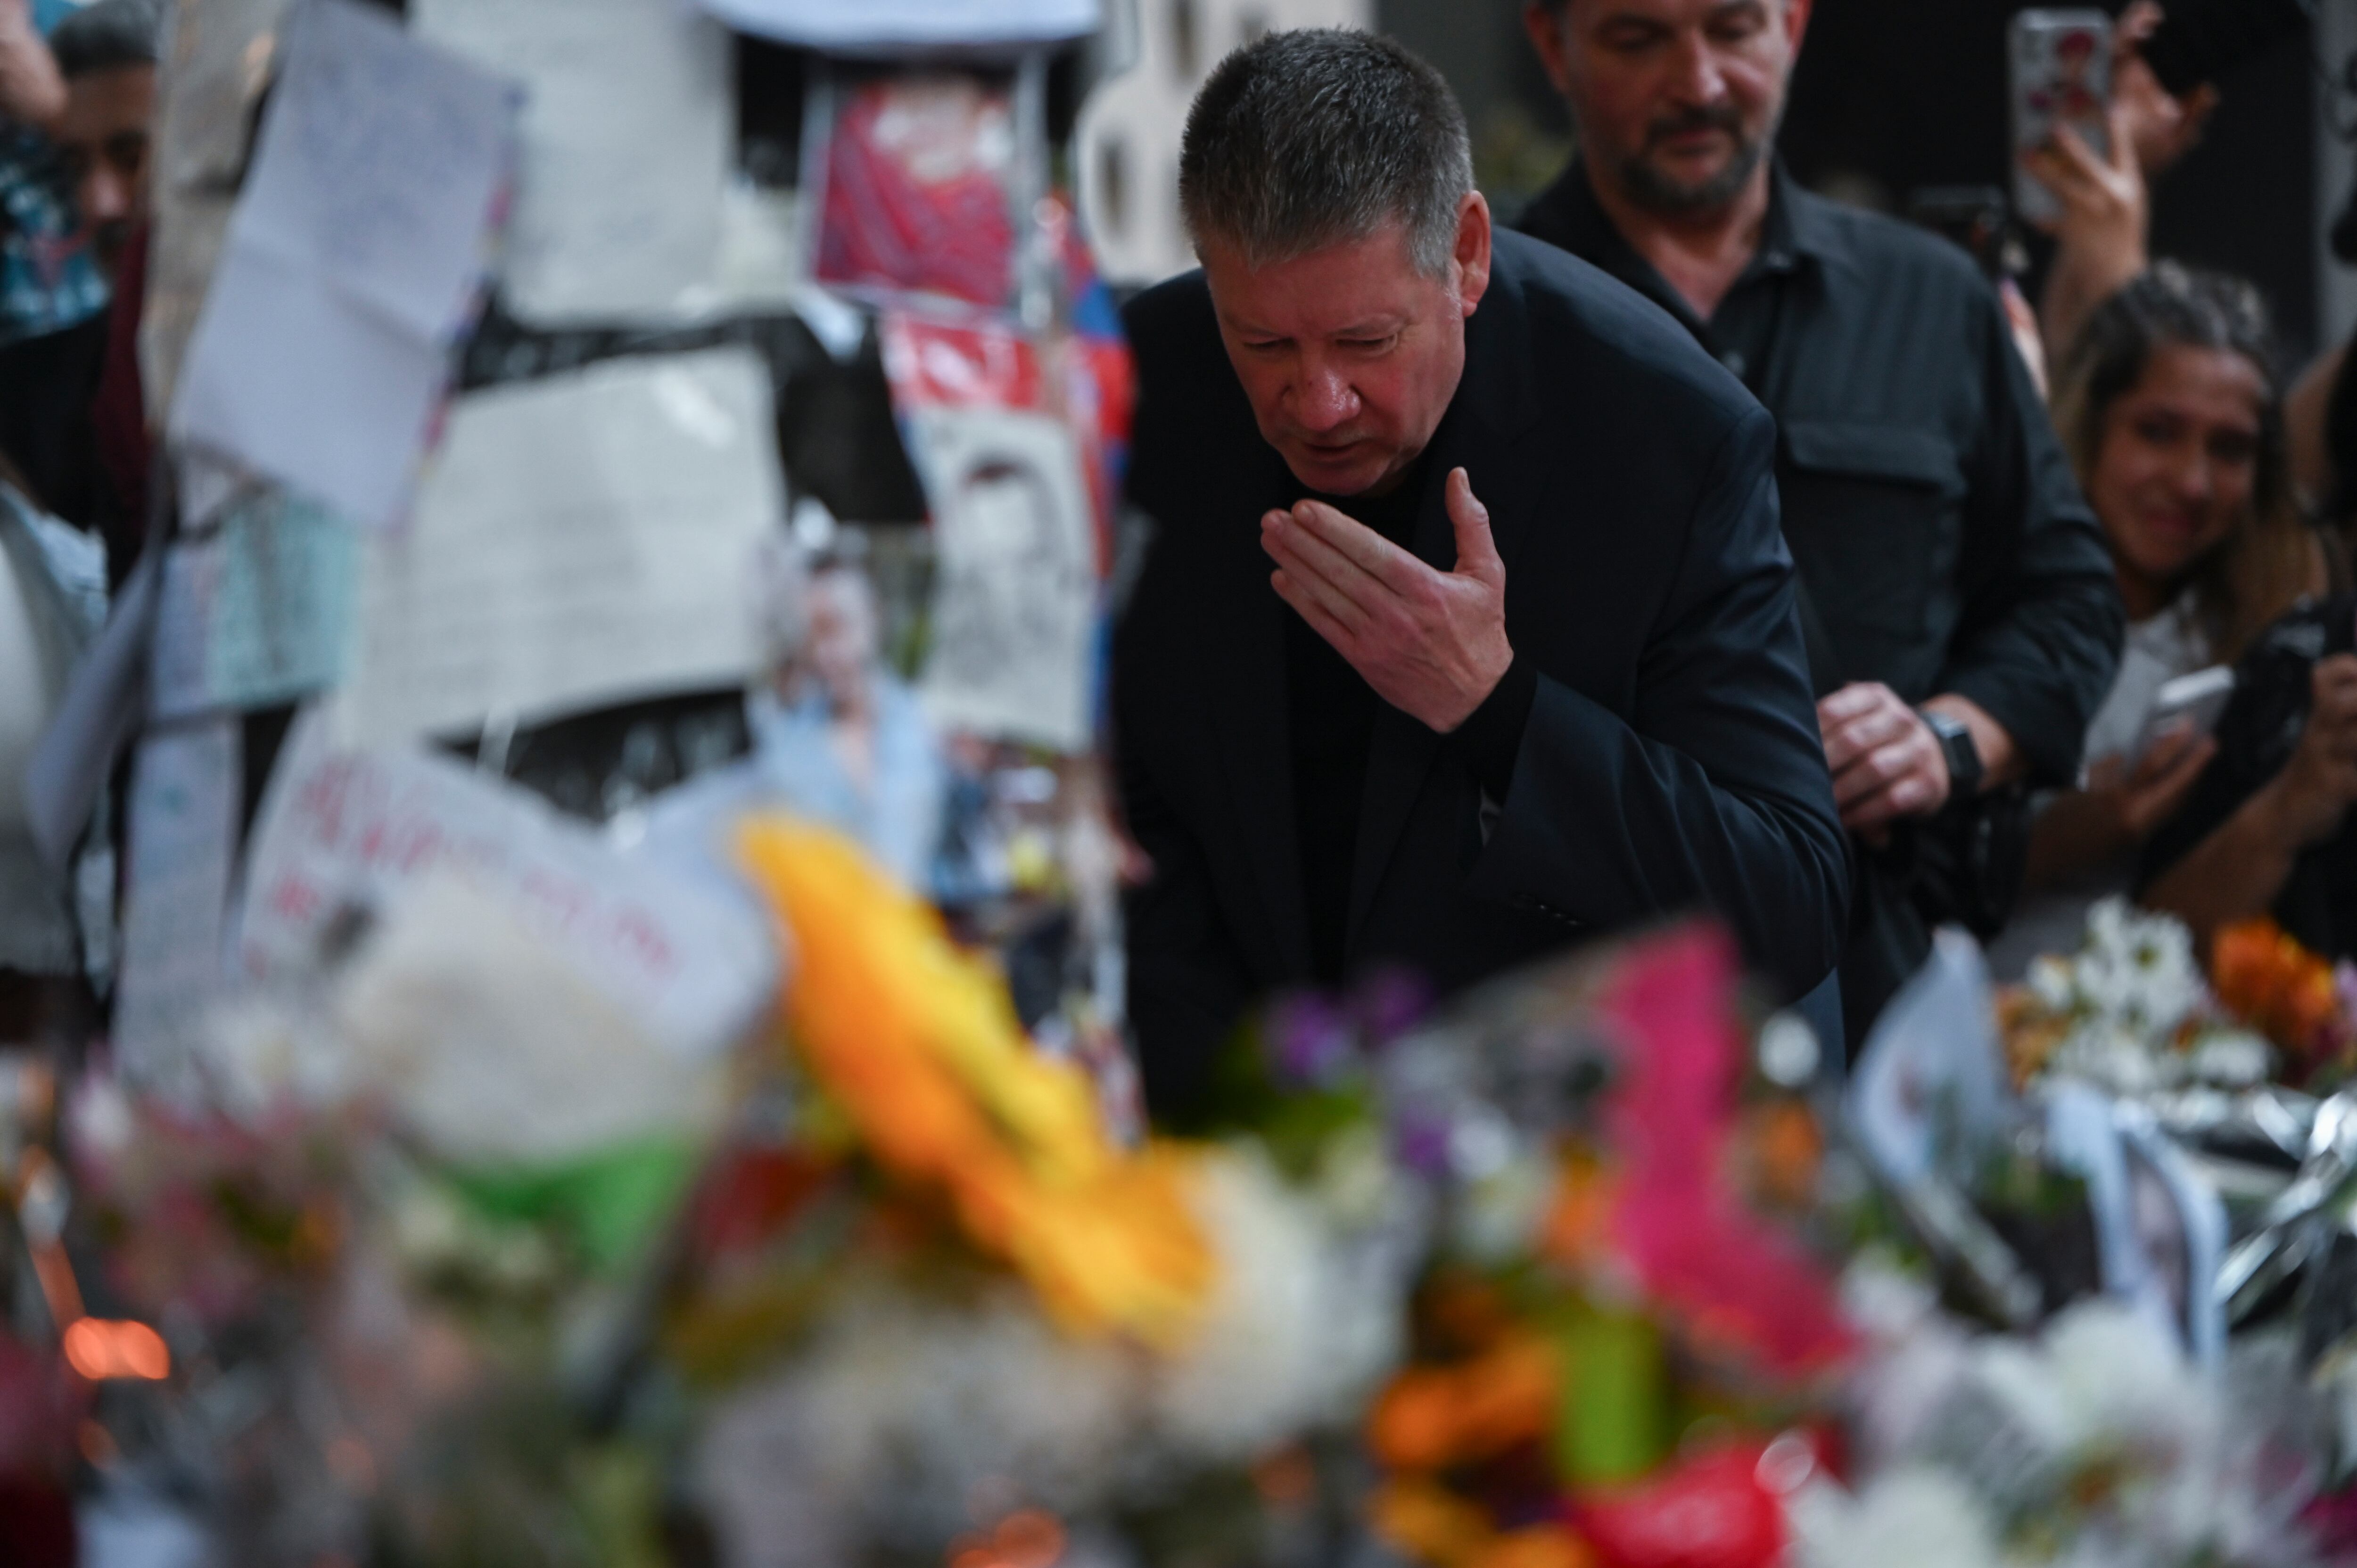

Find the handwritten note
[[148, 537, 219, 720], [150, 492, 363, 721], [168, 0, 520, 527], [333, 347, 782, 747], [701, 0, 1097, 50], [114, 719, 241, 1092], [237, 712, 777, 1060], [910, 407, 1097, 751], [416, 0, 732, 325]]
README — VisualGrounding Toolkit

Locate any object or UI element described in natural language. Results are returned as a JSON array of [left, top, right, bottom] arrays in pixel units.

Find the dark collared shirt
[[1284, 457, 1535, 986], [1518, 162, 2123, 787]]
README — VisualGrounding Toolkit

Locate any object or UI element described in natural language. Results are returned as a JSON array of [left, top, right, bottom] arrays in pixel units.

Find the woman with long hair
[[1992, 263, 2328, 971]]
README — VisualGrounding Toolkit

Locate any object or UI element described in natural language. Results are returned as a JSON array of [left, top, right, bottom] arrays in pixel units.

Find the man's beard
[[1611, 102, 1772, 218]]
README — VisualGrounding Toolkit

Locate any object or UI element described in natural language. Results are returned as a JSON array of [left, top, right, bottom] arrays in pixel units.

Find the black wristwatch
[[1919, 707, 1983, 805]]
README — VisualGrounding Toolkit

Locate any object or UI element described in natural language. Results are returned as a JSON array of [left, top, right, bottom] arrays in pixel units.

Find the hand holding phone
[[2128, 665, 2236, 766], [2011, 9, 2115, 226]]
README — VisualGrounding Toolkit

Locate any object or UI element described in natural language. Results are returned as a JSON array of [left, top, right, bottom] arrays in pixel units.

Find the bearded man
[[1516, 0, 2124, 1055], [1113, 28, 1847, 1117]]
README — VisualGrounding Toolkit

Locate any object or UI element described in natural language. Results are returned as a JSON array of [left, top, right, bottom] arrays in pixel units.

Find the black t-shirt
[[1279, 462, 1539, 986], [2139, 594, 2357, 960], [1284, 470, 1425, 987]]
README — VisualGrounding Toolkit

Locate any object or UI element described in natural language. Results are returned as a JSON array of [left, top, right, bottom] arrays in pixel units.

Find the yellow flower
[[737, 819, 1215, 1346]]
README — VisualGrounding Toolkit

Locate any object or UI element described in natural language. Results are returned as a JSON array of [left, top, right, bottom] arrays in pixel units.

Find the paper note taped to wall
[[909, 407, 1097, 752], [113, 718, 241, 1093], [169, 0, 519, 527], [416, 0, 732, 325], [151, 491, 361, 720], [237, 712, 776, 1060], [334, 346, 781, 747]]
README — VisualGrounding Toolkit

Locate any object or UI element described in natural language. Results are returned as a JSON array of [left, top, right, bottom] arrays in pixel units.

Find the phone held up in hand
[[2010, 9, 2114, 226], [2128, 665, 2236, 767]]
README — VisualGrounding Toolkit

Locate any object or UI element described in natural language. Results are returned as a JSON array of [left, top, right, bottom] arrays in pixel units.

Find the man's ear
[[1453, 191, 1492, 318], [1522, 0, 1574, 98]]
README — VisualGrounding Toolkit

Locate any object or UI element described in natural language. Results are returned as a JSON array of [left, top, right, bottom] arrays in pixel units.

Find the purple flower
[[1268, 994, 1355, 1088], [1392, 1114, 1455, 1180]]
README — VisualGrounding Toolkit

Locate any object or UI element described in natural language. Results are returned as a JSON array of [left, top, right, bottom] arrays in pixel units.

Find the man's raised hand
[[1262, 466, 1513, 735]]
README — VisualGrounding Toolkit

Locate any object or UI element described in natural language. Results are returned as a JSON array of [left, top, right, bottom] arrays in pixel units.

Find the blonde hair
[[2052, 262, 2316, 663]]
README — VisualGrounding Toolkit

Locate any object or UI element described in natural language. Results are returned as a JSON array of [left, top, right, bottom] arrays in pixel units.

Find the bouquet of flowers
[[2001, 900, 2274, 1094]]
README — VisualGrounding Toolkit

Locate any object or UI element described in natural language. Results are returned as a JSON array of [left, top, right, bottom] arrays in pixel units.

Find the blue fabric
[[0, 124, 107, 345]]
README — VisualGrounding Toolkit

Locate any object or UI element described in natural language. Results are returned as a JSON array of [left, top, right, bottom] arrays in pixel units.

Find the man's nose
[[1668, 30, 1731, 106], [1290, 361, 1359, 433]]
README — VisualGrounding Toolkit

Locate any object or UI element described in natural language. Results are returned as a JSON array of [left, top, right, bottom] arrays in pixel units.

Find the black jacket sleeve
[[1463, 406, 1851, 1001], [1113, 640, 1255, 1121], [1939, 288, 2126, 786]]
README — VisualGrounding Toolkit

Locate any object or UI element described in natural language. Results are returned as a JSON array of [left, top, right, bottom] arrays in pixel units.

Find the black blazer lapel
[[1208, 448, 1314, 981]]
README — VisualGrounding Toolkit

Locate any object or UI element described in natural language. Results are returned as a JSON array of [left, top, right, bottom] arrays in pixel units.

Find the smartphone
[[2129, 665, 2236, 765], [2010, 9, 2113, 227], [1906, 186, 2026, 282]]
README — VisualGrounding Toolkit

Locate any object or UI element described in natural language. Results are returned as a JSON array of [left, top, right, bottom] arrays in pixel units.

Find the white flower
[[695, 1287, 1137, 1568], [2036, 1300, 2205, 1457], [2076, 900, 2204, 1038], [1788, 1468, 2004, 1568], [2028, 954, 2077, 1013], [1149, 1146, 1403, 1459]]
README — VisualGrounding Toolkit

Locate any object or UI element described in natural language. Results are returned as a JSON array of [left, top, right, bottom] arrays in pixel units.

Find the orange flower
[[1371, 1334, 1562, 1470], [1371, 1477, 1497, 1568], [1467, 1526, 1595, 1568], [736, 819, 1214, 1345], [1538, 1155, 1618, 1272], [2214, 919, 2348, 1067]]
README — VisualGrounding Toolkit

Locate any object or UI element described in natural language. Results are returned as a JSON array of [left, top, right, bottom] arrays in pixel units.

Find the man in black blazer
[[1114, 29, 1847, 1117]]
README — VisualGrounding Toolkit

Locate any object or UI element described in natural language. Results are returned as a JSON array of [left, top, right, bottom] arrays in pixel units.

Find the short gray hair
[[1179, 29, 1474, 278], [50, 0, 166, 79]]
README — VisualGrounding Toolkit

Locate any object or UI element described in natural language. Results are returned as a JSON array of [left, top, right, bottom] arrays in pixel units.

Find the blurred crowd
[[1466, 0, 2357, 1060], [1955, 4, 2357, 996]]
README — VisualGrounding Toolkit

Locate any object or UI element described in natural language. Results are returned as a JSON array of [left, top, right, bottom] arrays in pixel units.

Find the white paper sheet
[[113, 719, 241, 1091], [700, 0, 1097, 50], [909, 407, 1097, 751], [238, 712, 777, 1060], [168, 0, 519, 528], [334, 346, 781, 746], [415, 0, 732, 326]]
